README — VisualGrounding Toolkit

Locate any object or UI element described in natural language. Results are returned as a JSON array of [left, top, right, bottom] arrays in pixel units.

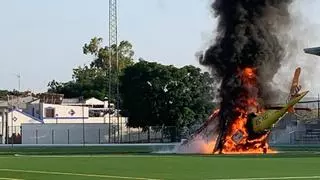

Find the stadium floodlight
[[304, 47, 320, 56]]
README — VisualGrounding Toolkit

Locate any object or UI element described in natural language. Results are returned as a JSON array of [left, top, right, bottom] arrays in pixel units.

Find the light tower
[[108, 0, 120, 143]]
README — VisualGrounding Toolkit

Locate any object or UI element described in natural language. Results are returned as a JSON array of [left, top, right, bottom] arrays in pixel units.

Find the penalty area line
[[211, 175, 320, 180], [0, 169, 162, 180]]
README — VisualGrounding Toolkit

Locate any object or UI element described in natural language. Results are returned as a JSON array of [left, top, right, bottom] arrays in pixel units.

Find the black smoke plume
[[199, 0, 292, 153]]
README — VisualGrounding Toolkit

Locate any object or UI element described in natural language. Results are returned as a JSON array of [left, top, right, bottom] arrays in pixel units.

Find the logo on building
[[69, 109, 75, 116]]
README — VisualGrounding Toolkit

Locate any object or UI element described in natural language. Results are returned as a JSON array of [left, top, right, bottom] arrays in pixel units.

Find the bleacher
[[294, 129, 320, 144]]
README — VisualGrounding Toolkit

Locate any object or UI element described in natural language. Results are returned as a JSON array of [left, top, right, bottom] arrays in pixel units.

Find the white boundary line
[[0, 178, 23, 180], [212, 176, 320, 180], [0, 169, 162, 180], [12, 154, 176, 158]]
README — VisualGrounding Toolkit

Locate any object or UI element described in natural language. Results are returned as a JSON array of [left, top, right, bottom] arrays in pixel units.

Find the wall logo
[[69, 109, 75, 116]]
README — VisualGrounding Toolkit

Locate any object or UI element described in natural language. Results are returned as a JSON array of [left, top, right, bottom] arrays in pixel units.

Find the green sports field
[[0, 147, 320, 180]]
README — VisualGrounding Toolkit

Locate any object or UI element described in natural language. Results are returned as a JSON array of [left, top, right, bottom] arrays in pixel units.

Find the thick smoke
[[199, 0, 293, 152]]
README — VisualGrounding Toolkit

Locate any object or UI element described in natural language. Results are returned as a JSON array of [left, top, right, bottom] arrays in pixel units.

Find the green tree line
[[47, 37, 215, 137]]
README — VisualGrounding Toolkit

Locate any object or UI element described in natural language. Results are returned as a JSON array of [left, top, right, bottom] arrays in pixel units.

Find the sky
[[0, 0, 319, 94]]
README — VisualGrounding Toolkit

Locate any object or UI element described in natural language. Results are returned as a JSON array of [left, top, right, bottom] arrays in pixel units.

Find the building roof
[[85, 97, 104, 106], [39, 93, 64, 104], [62, 97, 105, 106], [304, 47, 320, 56], [62, 98, 81, 104], [4, 96, 38, 109]]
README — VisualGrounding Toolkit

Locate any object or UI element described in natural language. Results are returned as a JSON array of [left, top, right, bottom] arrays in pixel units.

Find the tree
[[0, 89, 26, 100], [83, 37, 134, 71], [48, 37, 135, 100], [119, 60, 215, 141], [47, 66, 108, 99]]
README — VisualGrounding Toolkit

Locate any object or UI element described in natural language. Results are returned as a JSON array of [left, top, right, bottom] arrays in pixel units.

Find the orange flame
[[220, 67, 274, 154]]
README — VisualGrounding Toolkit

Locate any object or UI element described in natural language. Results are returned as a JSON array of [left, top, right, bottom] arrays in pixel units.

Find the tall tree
[[120, 60, 215, 141], [83, 37, 134, 71], [48, 37, 135, 100]]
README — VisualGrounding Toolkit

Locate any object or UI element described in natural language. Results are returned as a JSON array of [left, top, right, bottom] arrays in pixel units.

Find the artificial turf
[[0, 153, 320, 180]]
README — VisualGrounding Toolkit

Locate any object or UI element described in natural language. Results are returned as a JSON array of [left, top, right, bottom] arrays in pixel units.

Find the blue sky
[[0, 0, 319, 93]]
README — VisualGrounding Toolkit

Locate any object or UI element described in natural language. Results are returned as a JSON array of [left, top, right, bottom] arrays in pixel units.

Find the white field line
[[0, 178, 23, 180], [13, 154, 177, 158], [211, 176, 320, 180], [0, 169, 162, 180]]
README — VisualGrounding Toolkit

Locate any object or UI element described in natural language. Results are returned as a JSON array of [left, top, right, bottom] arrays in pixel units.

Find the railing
[[291, 129, 320, 144]]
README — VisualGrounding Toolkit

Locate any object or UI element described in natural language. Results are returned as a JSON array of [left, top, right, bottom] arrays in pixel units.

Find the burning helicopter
[[179, 67, 310, 154]]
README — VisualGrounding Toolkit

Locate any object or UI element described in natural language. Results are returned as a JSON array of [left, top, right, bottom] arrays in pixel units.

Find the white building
[[19, 96, 124, 124], [2, 95, 124, 128], [0, 93, 132, 144], [25, 102, 89, 123]]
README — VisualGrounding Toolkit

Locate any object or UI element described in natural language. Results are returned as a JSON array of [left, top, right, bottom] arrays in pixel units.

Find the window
[[45, 107, 55, 118]]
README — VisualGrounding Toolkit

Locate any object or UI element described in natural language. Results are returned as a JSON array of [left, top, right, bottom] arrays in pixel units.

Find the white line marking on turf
[[13, 154, 176, 158], [0, 178, 23, 180], [0, 169, 161, 180], [212, 176, 320, 180]]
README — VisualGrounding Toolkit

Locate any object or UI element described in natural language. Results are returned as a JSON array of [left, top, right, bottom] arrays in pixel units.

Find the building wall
[[26, 103, 41, 119], [7, 110, 42, 135], [41, 103, 89, 120], [8, 102, 129, 125], [22, 123, 110, 144]]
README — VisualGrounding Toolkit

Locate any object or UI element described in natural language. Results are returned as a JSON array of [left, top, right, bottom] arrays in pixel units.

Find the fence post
[[20, 126, 22, 144], [148, 126, 150, 143], [36, 129, 38, 144], [67, 129, 70, 144], [138, 128, 141, 143], [176, 126, 179, 142], [98, 128, 101, 144], [51, 129, 54, 144], [120, 122, 122, 143], [161, 127, 164, 143], [128, 127, 131, 143], [11, 126, 14, 146]]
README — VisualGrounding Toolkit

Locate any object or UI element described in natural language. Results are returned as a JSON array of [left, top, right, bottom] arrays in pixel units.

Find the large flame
[[220, 67, 274, 154]]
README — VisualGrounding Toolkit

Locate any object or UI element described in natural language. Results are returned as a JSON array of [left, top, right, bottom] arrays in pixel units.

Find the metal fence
[[4, 116, 320, 146], [291, 129, 320, 144], [5, 124, 180, 144], [269, 113, 320, 145]]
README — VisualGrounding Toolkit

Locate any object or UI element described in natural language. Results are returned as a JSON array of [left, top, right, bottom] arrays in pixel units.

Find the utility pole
[[108, 0, 119, 143], [15, 73, 21, 109]]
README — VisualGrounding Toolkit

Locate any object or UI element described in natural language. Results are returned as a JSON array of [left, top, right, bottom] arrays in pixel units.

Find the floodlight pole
[[108, 0, 119, 143]]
